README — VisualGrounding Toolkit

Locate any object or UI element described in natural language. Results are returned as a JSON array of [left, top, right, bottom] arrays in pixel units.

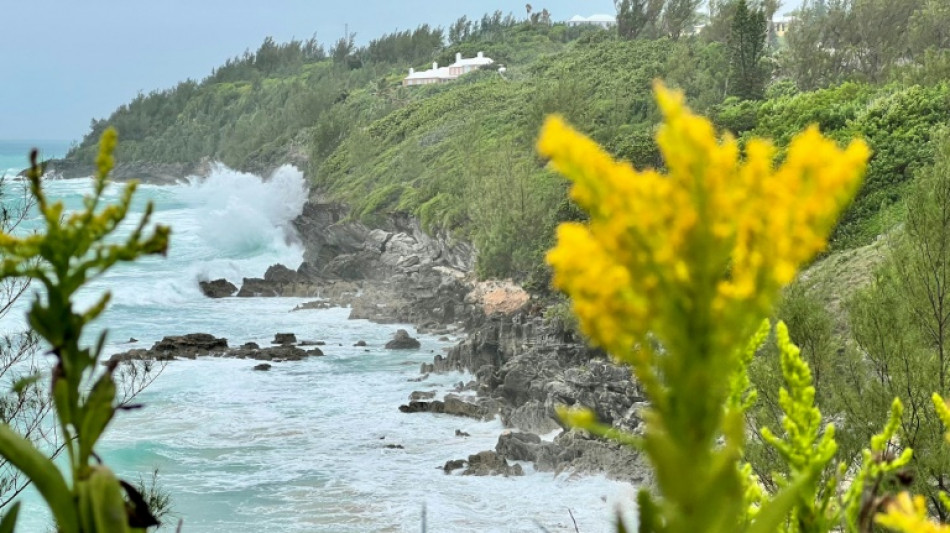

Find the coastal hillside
[[56, 12, 950, 281], [11, 1, 950, 529]]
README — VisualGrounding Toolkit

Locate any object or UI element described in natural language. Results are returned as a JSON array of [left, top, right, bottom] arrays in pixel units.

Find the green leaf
[[89, 466, 130, 533], [52, 373, 72, 429], [0, 424, 78, 533], [0, 502, 20, 533], [79, 372, 117, 465]]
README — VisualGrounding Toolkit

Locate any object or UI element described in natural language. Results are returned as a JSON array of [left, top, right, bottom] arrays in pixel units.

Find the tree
[[448, 16, 473, 43], [849, 0, 922, 83], [704, 0, 740, 43], [728, 0, 769, 99], [663, 0, 703, 39], [780, 0, 854, 90], [907, 0, 950, 67], [615, 0, 664, 39], [843, 129, 950, 519]]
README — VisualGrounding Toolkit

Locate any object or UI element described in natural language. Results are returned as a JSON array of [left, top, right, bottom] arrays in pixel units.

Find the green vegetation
[[56, 0, 950, 280], [0, 131, 169, 531], [14, 0, 950, 529]]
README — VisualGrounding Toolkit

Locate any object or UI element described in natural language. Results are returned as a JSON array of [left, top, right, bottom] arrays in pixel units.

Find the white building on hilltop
[[403, 52, 495, 87], [566, 14, 617, 29]]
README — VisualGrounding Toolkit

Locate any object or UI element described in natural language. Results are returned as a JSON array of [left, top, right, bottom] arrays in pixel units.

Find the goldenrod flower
[[538, 81, 869, 533], [540, 81, 868, 366], [877, 493, 950, 533]]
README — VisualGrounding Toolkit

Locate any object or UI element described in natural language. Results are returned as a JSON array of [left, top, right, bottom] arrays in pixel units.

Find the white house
[[566, 14, 617, 29], [403, 52, 495, 87]]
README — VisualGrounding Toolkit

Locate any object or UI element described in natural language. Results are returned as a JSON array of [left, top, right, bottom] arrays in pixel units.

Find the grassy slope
[[58, 21, 949, 279]]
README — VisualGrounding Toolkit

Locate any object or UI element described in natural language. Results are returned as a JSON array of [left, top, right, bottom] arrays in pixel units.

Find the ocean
[[0, 140, 71, 177], [0, 155, 635, 532]]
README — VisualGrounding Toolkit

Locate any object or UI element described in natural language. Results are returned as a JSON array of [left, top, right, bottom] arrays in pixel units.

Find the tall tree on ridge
[[728, 0, 769, 99], [615, 0, 664, 39], [663, 0, 703, 39]]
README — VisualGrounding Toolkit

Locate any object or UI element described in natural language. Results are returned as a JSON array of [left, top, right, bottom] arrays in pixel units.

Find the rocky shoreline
[[112, 190, 651, 484]]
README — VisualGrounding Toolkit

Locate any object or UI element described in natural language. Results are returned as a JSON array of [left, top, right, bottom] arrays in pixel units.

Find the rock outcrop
[[442, 451, 524, 477], [398, 394, 498, 420], [385, 329, 420, 350], [272, 333, 297, 345], [420, 311, 651, 481], [227, 197, 480, 329], [199, 279, 238, 298], [109, 333, 323, 363]]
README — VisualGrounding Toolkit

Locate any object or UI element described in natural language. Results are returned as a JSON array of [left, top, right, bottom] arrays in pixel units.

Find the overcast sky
[[2, 1, 623, 141]]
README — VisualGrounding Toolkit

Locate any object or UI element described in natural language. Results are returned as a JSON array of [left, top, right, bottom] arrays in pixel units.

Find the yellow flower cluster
[[539, 81, 869, 361], [877, 493, 950, 533]]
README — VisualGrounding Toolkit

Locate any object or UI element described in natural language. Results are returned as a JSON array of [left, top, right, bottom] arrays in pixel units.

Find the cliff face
[[231, 195, 479, 330]]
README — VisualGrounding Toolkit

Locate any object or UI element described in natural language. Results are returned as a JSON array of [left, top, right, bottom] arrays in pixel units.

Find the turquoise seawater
[[0, 163, 636, 532], [0, 140, 71, 176]]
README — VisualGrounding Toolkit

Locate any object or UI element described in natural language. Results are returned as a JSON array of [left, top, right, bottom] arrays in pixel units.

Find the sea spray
[[179, 164, 308, 257]]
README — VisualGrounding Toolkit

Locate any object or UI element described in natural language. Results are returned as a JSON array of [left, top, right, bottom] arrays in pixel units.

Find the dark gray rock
[[151, 334, 228, 358], [495, 431, 544, 462], [399, 401, 437, 414], [385, 329, 420, 350], [442, 459, 466, 474], [272, 333, 297, 345], [253, 363, 272, 371], [264, 264, 300, 284], [108, 333, 320, 364], [199, 279, 238, 298], [461, 451, 523, 477], [236, 278, 280, 297], [354, 340, 367, 347]]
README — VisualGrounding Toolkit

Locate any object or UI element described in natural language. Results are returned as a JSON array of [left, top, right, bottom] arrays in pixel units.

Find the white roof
[[404, 52, 495, 82], [405, 66, 454, 80], [569, 14, 616, 23], [453, 56, 494, 68]]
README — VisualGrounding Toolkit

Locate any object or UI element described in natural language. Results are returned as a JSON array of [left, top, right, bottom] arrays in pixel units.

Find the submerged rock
[[253, 363, 272, 371], [385, 329, 420, 350]]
